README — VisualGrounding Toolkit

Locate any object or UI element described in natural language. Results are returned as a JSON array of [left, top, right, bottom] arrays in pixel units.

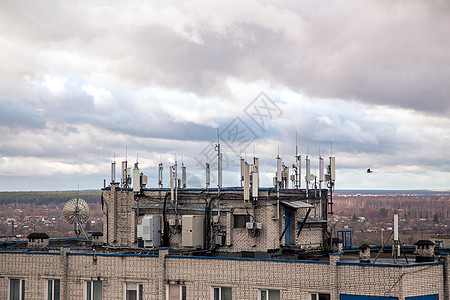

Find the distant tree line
[[334, 195, 449, 220], [0, 190, 101, 205]]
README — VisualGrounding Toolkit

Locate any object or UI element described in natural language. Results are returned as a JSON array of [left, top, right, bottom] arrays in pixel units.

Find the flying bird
[[366, 169, 373, 173]]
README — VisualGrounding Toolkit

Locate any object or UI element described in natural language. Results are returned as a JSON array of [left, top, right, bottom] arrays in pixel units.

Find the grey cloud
[[0, 99, 46, 128], [109, 2, 450, 114], [1, 72, 217, 143], [95, 115, 217, 142], [0, 108, 216, 160], [115, 24, 245, 97], [2, 1, 449, 113]]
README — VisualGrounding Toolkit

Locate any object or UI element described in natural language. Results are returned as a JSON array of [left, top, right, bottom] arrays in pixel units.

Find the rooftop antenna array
[[318, 155, 324, 198], [205, 162, 210, 190], [132, 157, 148, 217], [181, 159, 186, 189], [250, 155, 261, 236], [393, 214, 399, 263], [276, 152, 282, 186], [205, 163, 211, 189], [275, 150, 282, 219], [170, 165, 174, 201], [215, 129, 222, 190], [241, 152, 261, 236], [111, 153, 116, 183], [175, 157, 178, 209], [243, 161, 250, 201], [326, 141, 336, 215], [174, 156, 179, 198], [158, 157, 164, 188], [292, 132, 301, 189], [305, 154, 311, 197], [282, 160, 289, 189], [169, 157, 179, 222], [215, 129, 222, 220], [121, 147, 131, 189], [133, 157, 140, 193], [240, 153, 245, 188], [132, 157, 148, 194], [252, 157, 259, 201]]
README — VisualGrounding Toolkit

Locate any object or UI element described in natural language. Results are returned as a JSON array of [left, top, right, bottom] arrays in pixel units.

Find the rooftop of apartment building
[[1, 234, 448, 266]]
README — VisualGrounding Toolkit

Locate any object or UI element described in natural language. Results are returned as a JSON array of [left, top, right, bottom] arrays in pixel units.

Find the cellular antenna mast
[[327, 141, 336, 215], [158, 156, 163, 188], [240, 149, 244, 187], [111, 153, 116, 183], [206, 161, 210, 190], [293, 131, 301, 189], [215, 129, 222, 190], [393, 214, 399, 264], [174, 154, 178, 202], [215, 128, 223, 221], [276, 150, 282, 219], [305, 152, 310, 198], [181, 155, 186, 189]]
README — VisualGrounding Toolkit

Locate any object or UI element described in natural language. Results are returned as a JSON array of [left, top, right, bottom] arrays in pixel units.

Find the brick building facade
[[0, 248, 448, 299]]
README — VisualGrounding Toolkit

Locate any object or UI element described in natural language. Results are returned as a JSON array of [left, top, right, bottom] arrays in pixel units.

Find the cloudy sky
[[1, 0, 449, 191]]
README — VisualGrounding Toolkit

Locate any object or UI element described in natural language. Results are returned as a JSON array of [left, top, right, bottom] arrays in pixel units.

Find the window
[[48, 279, 60, 300], [126, 283, 143, 300], [212, 286, 232, 300], [259, 289, 280, 300], [9, 278, 25, 300], [168, 284, 186, 300], [233, 215, 250, 228], [310, 293, 330, 300], [86, 280, 102, 300]]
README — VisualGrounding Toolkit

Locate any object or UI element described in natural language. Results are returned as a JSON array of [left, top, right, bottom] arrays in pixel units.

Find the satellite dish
[[63, 198, 90, 238], [305, 174, 316, 182]]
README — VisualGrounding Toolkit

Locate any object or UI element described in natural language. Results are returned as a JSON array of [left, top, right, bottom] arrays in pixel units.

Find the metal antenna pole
[[216, 129, 222, 219]]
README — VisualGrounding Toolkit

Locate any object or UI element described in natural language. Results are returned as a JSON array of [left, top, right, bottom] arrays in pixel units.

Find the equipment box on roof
[[182, 215, 204, 248]]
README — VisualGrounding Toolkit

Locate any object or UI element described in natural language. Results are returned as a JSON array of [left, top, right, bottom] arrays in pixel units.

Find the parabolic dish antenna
[[63, 198, 90, 238]]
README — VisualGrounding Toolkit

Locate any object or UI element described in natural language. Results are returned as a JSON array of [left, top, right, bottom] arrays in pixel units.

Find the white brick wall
[[0, 250, 446, 300]]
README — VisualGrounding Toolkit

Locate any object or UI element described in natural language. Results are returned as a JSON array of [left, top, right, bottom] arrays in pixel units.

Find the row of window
[[177, 285, 281, 300], [8, 279, 140, 300], [8, 278, 329, 300], [169, 285, 329, 300]]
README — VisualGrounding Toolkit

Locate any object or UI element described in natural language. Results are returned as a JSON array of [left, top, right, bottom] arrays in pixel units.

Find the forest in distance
[[331, 190, 449, 245], [0, 190, 448, 245], [0, 189, 448, 205], [0, 190, 101, 205]]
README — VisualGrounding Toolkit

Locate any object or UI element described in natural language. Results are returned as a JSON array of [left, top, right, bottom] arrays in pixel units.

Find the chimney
[[330, 237, 343, 254], [359, 244, 371, 263], [27, 232, 50, 250], [91, 232, 104, 246], [414, 240, 435, 262]]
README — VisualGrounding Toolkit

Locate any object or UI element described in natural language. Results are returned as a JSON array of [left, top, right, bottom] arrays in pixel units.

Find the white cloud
[[0, 156, 103, 177], [43, 75, 68, 94], [82, 84, 112, 109]]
